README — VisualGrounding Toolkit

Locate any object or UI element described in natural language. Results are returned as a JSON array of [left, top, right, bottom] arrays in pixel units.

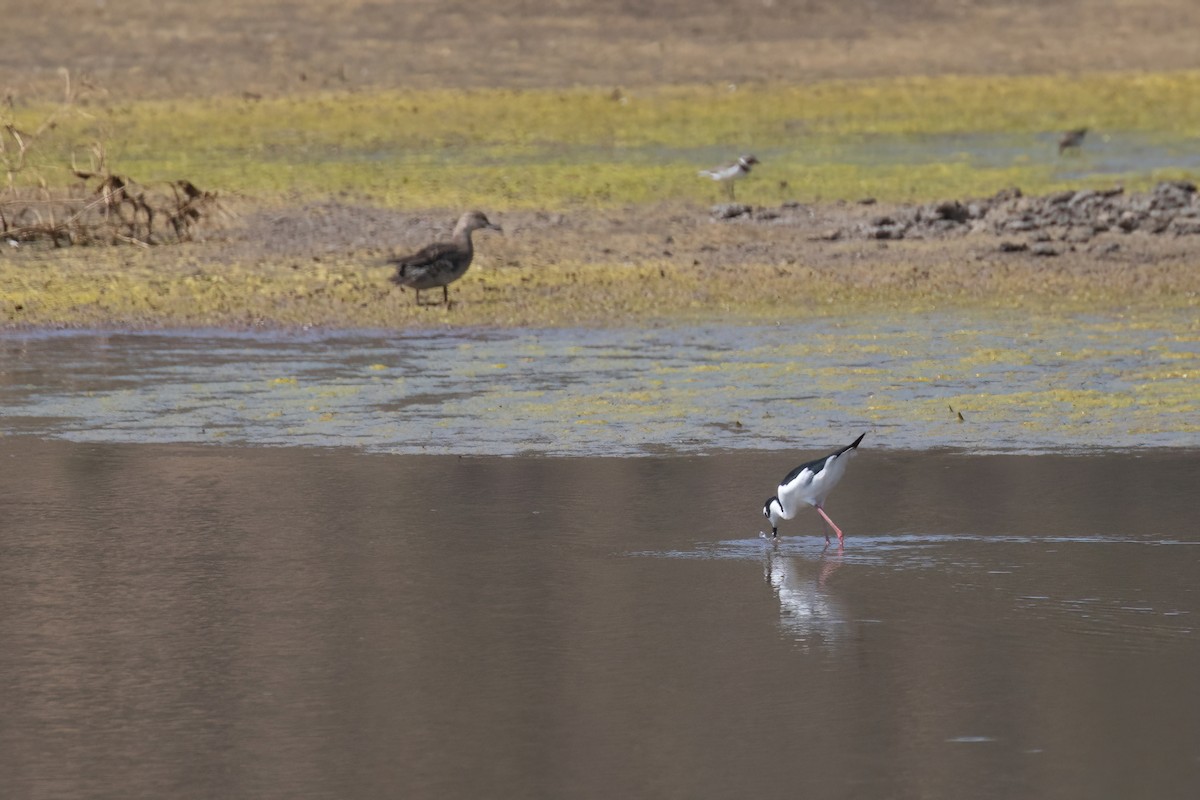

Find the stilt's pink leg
[[815, 505, 844, 544]]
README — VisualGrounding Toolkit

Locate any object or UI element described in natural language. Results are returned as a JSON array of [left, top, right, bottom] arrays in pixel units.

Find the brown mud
[[3, 191, 1199, 329]]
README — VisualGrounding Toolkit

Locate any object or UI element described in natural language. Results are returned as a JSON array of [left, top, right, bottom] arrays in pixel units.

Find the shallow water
[[2, 311, 1198, 455], [324, 131, 1200, 186], [803, 131, 1200, 182], [0, 439, 1197, 799]]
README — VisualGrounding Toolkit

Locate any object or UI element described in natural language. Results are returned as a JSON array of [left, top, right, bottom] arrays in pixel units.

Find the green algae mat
[[9, 72, 1200, 208]]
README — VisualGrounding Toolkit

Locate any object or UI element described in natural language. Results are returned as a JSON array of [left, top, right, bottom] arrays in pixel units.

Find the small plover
[[1058, 128, 1087, 155], [388, 211, 501, 307], [698, 154, 760, 200], [763, 433, 866, 545]]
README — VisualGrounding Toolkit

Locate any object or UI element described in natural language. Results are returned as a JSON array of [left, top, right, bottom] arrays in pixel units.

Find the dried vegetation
[[1, 73, 224, 248]]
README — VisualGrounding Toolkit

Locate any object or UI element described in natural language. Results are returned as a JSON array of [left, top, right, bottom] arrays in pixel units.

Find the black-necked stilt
[[388, 210, 501, 307], [763, 432, 866, 545], [1058, 128, 1088, 155], [699, 154, 759, 200]]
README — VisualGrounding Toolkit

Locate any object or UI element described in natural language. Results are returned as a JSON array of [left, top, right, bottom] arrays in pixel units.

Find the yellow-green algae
[[7, 305, 1194, 451], [4, 67, 1200, 369], [4, 248, 1197, 331], [11, 71, 1200, 208], [444, 320, 1200, 447], [4, 235, 1200, 330]]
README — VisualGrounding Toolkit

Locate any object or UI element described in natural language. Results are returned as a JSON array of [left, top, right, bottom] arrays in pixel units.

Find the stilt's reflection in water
[[763, 548, 847, 648]]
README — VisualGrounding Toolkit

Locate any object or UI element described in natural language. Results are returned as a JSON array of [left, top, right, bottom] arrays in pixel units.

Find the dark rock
[[1145, 211, 1173, 233], [866, 223, 907, 240], [929, 219, 964, 234], [1151, 181, 1195, 210], [711, 203, 752, 219], [1157, 179, 1196, 194], [933, 200, 971, 223], [833, 184, 1198, 243], [998, 241, 1028, 252], [1170, 218, 1200, 236], [1117, 211, 1142, 232], [990, 187, 1023, 203]]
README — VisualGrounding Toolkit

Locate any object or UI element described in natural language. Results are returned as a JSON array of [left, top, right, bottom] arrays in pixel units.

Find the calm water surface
[[0, 439, 1197, 799], [1, 319, 1199, 798]]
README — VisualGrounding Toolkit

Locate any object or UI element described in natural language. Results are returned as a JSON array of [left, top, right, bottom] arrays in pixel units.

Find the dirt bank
[[3, 187, 1198, 330], [3, 2, 1200, 329], [7, 1, 1200, 99]]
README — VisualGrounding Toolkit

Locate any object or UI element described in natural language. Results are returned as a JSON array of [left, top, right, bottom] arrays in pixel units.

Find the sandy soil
[[225, 192, 1200, 282], [8, 1, 1200, 99]]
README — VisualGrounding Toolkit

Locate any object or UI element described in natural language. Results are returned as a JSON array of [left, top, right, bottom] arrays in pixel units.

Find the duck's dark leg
[[442, 285, 450, 306], [414, 288, 422, 305]]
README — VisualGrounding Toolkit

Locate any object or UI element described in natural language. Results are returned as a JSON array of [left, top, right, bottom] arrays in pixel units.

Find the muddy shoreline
[[3, 2, 1200, 329], [4, 183, 1199, 330]]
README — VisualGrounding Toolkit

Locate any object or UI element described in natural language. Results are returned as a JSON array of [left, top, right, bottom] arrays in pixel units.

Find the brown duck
[[1058, 127, 1087, 155], [388, 211, 501, 306]]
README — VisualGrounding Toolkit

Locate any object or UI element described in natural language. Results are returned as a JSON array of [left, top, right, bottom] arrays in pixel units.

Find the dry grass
[[1, 73, 225, 246], [2, 170, 225, 247]]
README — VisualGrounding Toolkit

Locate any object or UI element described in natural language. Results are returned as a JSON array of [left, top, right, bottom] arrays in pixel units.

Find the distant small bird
[[699, 154, 759, 200], [1058, 128, 1088, 155], [763, 433, 866, 545], [388, 211, 501, 307]]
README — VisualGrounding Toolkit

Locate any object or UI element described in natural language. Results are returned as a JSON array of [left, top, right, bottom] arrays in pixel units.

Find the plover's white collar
[[699, 154, 759, 182]]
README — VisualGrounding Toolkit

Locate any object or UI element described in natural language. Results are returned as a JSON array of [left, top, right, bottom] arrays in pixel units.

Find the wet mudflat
[[0, 437, 1197, 799], [2, 314, 1198, 454]]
